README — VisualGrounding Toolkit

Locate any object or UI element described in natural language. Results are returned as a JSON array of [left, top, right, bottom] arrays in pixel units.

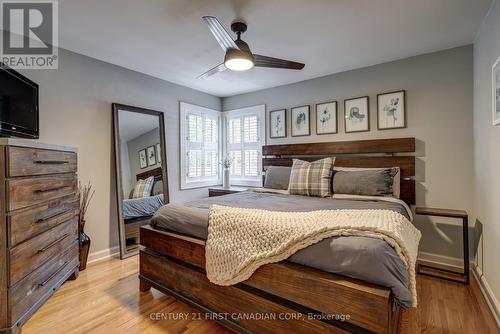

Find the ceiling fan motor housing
[[225, 38, 254, 65]]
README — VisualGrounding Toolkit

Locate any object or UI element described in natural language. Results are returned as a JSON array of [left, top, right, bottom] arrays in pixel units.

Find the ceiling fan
[[198, 16, 305, 79]]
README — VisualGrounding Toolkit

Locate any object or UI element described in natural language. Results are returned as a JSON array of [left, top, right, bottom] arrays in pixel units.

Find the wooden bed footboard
[[139, 225, 409, 334]]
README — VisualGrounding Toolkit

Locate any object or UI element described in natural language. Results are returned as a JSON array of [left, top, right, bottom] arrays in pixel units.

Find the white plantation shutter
[[244, 116, 258, 143], [229, 150, 242, 176], [188, 150, 202, 177], [244, 150, 259, 176], [224, 105, 265, 186], [228, 118, 241, 144], [180, 102, 222, 189]]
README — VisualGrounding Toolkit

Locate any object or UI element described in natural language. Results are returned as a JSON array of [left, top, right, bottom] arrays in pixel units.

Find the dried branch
[[78, 181, 95, 229]]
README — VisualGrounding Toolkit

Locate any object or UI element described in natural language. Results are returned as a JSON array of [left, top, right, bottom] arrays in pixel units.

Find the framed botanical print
[[139, 149, 147, 169], [493, 56, 500, 126], [377, 90, 406, 130], [316, 101, 337, 135], [291, 105, 310, 137], [147, 145, 156, 166], [269, 109, 287, 138], [344, 96, 369, 133], [156, 143, 162, 164]]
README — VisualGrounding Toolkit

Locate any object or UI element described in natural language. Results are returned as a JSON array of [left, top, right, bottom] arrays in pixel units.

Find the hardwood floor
[[24, 256, 499, 334]]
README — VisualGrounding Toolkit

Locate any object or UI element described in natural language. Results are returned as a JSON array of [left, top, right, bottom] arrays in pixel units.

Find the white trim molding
[[87, 246, 120, 264], [473, 264, 500, 327]]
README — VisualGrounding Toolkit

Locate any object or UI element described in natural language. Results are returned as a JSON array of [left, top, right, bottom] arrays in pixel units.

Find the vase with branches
[[78, 181, 95, 271], [219, 156, 233, 189]]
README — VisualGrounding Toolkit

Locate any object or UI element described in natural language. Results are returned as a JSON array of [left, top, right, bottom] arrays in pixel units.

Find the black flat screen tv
[[0, 65, 39, 139]]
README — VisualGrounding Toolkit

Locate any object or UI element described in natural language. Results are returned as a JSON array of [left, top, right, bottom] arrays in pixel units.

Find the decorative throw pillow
[[333, 167, 401, 198], [288, 158, 335, 197], [132, 176, 154, 199], [332, 168, 398, 197], [264, 166, 292, 190], [152, 180, 164, 196]]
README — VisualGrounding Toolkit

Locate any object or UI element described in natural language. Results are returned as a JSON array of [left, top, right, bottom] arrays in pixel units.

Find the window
[[224, 105, 265, 186], [180, 102, 222, 189]]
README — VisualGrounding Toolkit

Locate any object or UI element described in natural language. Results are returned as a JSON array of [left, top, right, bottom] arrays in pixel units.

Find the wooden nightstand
[[208, 186, 249, 197], [415, 207, 469, 284]]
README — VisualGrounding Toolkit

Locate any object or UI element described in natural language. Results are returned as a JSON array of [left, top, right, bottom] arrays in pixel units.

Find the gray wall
[[126, 127, 160, 195], [20, 48, 221, 256], [473, 0, 500, 316], [223, 46, 474, 263]]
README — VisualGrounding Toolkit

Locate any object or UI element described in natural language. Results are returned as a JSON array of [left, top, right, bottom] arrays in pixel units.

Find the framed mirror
[[112, 103, 169, 259]]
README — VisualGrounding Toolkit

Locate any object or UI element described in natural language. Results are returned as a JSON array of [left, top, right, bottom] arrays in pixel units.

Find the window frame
[[180, 102, 222, 189], [223, 105, 265, 187]]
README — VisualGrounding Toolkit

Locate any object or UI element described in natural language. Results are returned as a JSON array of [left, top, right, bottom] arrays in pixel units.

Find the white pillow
[[333, 166, 401, 198], [132, 176, 155, 199]]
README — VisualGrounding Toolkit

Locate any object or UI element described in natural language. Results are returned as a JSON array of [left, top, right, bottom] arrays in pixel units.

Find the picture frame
[[269, 109, 287, 138], [146, 145, 156, 166], [139, 149, 148, 169], [493, 56, 500, 126], [344, 96, 369, 133], [377, 90, 406, 130], [316, 101, 337, 135], [156, 143, 162, 164], [291, 105, 310, 137]]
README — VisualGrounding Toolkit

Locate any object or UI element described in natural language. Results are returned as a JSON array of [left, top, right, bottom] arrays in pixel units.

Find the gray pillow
[[264, 166, 292, 190], [332, 168, 398, 196], [151, 180, 164, 196]]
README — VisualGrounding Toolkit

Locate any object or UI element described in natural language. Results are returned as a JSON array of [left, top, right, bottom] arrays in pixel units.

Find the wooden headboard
[[136, 166, 163, 182], [262, 137, 416, 205]]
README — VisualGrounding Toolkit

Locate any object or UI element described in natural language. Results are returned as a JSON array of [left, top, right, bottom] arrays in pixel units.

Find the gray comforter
[[150, 191, 412, 307], [123, 194, 164, 220]]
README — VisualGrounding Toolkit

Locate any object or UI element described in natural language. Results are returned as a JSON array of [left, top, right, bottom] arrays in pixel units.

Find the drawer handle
[[34, 160, 69, 165], [38, 234, 69, 253], [37, 209, 72, 223], [34, 186, 66, 194], [38, 261, 69, 287]]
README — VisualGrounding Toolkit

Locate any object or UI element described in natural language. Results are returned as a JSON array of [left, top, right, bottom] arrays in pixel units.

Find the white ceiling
[[60, 0, 491, 97], [118, 110, 159, 142]]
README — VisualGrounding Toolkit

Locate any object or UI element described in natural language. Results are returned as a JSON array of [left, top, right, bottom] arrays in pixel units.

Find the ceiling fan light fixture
[[224, 48, 254, 71], [225, 58, 254, 71]]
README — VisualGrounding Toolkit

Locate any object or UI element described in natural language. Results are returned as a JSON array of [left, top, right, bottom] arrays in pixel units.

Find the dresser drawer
[[7, 146, 77, 177], [8, 195, 79, 247], [7, 174, 77, 211], [9, 242, 78, 323], [10, 219, 78, 285]]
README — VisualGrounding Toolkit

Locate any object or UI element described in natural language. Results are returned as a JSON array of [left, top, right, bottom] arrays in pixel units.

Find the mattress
[[150, 190, 413, 307], [123, 194, 164, 220]]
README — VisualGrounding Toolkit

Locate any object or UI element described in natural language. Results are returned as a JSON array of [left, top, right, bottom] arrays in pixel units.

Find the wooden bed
[[139, 137, 416, 334]]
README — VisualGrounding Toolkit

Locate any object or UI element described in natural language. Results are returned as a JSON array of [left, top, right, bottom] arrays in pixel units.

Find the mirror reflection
[[113, 104, 168, 258]]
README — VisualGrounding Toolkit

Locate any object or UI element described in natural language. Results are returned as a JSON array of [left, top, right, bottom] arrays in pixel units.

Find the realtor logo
[[1, 0, 58, 69]]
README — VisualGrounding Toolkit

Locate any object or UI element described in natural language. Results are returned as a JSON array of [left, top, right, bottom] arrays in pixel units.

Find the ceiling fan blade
[[202, 16, 239, 52], [197, 63, 227, 79], [253, 54, 305, 70]]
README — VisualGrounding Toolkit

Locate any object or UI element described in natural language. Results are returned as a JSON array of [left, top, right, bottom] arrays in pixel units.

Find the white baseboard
[[418, 251, 464, 269], [473, 265, 500, 328], [87, 246, 120, 264]]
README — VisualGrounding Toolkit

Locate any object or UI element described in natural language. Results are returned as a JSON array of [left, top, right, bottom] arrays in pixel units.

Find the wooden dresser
[[0, 140, 79, 334]]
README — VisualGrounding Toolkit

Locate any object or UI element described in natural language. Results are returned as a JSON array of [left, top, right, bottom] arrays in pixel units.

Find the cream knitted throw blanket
[[206, 205, 422, 307]]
